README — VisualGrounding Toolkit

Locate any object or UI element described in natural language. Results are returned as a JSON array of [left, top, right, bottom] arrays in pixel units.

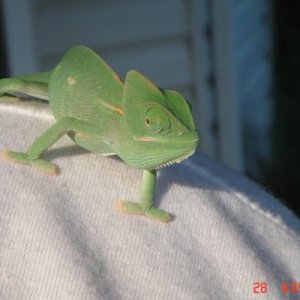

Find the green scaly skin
[[0, 46, 199, 223]]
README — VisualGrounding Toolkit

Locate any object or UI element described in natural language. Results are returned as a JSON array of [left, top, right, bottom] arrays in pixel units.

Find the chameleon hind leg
[[116, 170, 171, 223], [1, 117, 90, 175], [0, 71, 51, 102]]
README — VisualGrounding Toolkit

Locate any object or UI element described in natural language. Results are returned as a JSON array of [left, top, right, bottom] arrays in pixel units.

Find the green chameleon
[[0, 46, 199, 223]]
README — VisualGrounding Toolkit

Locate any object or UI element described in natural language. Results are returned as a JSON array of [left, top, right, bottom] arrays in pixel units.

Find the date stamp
[[253, 281, 300, 296], [253, 282, 268, 294]]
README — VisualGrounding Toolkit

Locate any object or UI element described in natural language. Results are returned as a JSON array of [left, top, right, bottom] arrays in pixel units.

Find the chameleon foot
[[116, 200, 171, 223], [1, 150, 59, 176]]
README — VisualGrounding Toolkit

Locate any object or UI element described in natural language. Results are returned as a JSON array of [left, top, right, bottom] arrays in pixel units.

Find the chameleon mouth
[[154, 148, 196, 170], [127, 132, 199, 170]]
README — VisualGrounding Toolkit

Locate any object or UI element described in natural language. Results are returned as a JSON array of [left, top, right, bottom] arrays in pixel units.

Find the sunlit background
[[0, 0, 298, 217]]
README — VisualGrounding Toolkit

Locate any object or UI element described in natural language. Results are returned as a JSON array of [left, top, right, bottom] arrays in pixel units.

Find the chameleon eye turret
[[144, 107, 171, 134], [0, 46, 199, 223]]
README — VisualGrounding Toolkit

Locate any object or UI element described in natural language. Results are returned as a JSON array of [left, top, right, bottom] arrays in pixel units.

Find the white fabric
[[0, 102, 300, 300]]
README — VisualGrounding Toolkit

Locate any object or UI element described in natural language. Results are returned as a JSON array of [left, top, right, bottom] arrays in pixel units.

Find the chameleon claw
[[115, 200, 172, 223], [1, 150, 59, 176]]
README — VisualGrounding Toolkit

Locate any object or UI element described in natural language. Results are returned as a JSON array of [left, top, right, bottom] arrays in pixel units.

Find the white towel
[[0, 102, 299, 300]]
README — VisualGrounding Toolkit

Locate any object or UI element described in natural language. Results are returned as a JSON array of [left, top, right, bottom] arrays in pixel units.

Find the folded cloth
[[0, 102, 299, 300]]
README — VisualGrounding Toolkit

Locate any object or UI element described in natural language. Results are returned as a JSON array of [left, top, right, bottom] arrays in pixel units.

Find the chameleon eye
[[144, 107, 170, 134]]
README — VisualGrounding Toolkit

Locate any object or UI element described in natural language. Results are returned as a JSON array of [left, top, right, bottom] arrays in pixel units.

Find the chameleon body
[[0, 46, 199, 223]]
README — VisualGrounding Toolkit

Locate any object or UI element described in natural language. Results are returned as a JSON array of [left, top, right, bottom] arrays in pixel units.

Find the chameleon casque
[[0, 46, 199, 223]]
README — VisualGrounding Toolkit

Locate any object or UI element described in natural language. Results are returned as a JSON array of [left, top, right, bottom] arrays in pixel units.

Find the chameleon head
[[118, 70, 200, 170]]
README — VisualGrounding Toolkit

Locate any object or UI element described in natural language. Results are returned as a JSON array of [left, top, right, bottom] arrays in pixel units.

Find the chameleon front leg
[[116, 170, 171, 223], [1, 117, 88, 175]]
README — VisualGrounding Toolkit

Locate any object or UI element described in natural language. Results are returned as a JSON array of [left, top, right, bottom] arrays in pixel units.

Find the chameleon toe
[[1, 150, 59, 176], [144, 207, 172, 223], [116, 200, 171, 223], [115, 201, 145, 215], [30, 159, 59, 176], [1, 150, 29, 163]]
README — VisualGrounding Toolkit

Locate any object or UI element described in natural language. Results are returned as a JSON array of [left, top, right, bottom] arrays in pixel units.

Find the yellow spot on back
[[67, 76, 76, 85]]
